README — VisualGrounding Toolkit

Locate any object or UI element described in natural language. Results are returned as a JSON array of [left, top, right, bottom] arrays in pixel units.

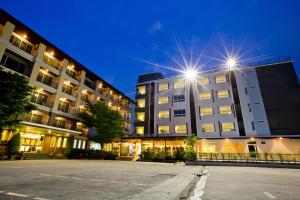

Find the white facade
[[137, 68, 271, 138]]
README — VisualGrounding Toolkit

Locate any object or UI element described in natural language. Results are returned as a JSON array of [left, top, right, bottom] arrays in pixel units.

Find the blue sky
[[1, 1, 300, 98]]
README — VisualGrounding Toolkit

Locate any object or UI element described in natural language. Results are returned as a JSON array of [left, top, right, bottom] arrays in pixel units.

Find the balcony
[[62, 86, 77, 97], [9, 34, 33, 55], [36, 73, 58, 89], [66, 68, 80, 81], [30, 95, 53, 108], [84, 79, 96, 90], [81, 95, 91, 104], [43, 55, 62, 71], [24, 113, 43, 124], [57, 104, 76, 115]]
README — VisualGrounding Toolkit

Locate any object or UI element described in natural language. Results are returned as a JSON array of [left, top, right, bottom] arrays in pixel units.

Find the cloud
[[148, 21, 162, 34]]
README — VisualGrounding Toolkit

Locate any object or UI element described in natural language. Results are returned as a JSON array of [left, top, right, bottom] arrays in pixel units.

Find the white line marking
[[55, 175, 67, 178], [33, 197, 52, 200], [264, 192, 277, 199], [71, 177, 84, 180], [190, 168, 209, 200], [40, 174, 52, 176], [6, 192, 29, 197], [11, 166, 24, 169]]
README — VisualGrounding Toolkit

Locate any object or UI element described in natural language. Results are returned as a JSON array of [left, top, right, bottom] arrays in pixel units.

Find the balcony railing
[[36, 73, 58, 89], [43, 56, 62, 70], [84, 79, 96, 90], [81, 95, 91, 104], [24, 114, 43, 124], [66, 68, 80, 81], [57, 105, 76, 115], [62, 87, 77, 97], [30, 96, 53, 108], [9, 34, 33, 55]]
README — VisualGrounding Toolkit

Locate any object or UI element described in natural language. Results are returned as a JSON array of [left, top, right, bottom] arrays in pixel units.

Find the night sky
[[1, 1, 299, 98]]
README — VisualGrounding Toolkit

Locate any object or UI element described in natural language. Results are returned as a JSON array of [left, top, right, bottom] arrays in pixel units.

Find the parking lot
[[0, 160, 200, 200]]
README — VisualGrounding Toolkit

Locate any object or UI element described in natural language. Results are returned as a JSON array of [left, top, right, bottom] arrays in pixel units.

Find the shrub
[[185, 150, 197, 161], [140, 148, 154, 161], [174, 147, 185, 161], [65, 149, 117, 160]]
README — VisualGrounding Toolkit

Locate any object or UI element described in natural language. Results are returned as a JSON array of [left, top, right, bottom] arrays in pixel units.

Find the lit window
[[56, 137, 62, 148], [78, 140, 82, 149], [137, 99, 145, 108], [217, 89, 229, 98], [62, 138, 68, 148], [158, 82, 169, 91], [158, 110, 169, 118], [136, 112, 145, 121], [158, 126, 169, 134], [173, 95, 185, 102], [221, 122, 235, 132], [215, 75, 227, 83], [174, 109, 186, 117], [200, 107, 213, 116], [202, 123, 215, 133], [199, 92, 212, 100], [158, 96, 169, 104], [219, 105, 232, 115], [198, 77, 209, 85], [175, 124, 187, 134], [137, 86, 146, 94], [73, 139, 77, 148], [50, 137, 56, 147], [136, 126, 144, 135], [82, 140, 86, 149], [173, 80, 185, 89]]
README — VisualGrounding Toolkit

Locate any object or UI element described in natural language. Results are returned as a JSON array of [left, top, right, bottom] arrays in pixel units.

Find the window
[[137, 99, 145, 108], [173, 95, 185, 102], [174, 109, 186, 117], [175, 124, 187, 134], [221, 122, 235, 132], [136, 112, 145, 121], [82, 140, 86, 149], [78, 140, 82, 149], [217, 89, 229, 98], [202, 123, 215, 133], [248, 103, 252, 112], [62, 138, 68, 148], [251, 121, 256, 130], [158, 110, 169, 118], [58, 101, 70, 113], [245, 88, 248, 95], [158, 96, 169, 104], [31, 92, 48, 105], [136, 126, 144, 135], [62, 84, 73, 95], [173, 80, 185, 89], [56, 137, 62, 148], [199, 92, 212, 100], [73, 139, 77, 148], [50, 137, 56, 147], [219, 105, 232, 115], [158, 126, 169, 134], [200, 107, 213, 116], [198, 77, 209, 85], [158, 82, 168, 91], [138, 86, 146, 94], [215, 75, 227, 83]]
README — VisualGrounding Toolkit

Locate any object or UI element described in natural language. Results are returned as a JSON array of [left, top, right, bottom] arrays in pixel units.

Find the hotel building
[[0, 9, 133, 154], [121, 57, 300, 157]]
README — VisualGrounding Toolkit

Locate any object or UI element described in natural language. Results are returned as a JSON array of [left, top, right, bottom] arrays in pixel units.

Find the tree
[[0, 68, 36, 132], [78, 101, 123, 146], [184, 134, 198, 161]]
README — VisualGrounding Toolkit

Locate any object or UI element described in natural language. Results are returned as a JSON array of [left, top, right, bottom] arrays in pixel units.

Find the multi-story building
[[0, 9, 133, 154], [120, 56, 300, 157]]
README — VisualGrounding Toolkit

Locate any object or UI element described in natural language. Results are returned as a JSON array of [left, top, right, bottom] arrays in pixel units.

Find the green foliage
[[7, 132, 20, 155], [66, 149, 117, 160], [78, 102, 123, 144], [184, 150, 197, 161], [184, 134, 198, 161], [174, 147, 185, 161], [0, 68, 36, 130]]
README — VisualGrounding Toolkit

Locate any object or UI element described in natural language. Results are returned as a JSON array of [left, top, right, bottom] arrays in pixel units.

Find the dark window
[[245, 87, 248, 95], [58, 101, 70, 113], [174, 109, 186, 117], [37, 73, 53, 87], [31, 92, 48, 105], [173, 95, 185, 102], [248, 103, 252, 112], [251, 121, 256, 130]]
